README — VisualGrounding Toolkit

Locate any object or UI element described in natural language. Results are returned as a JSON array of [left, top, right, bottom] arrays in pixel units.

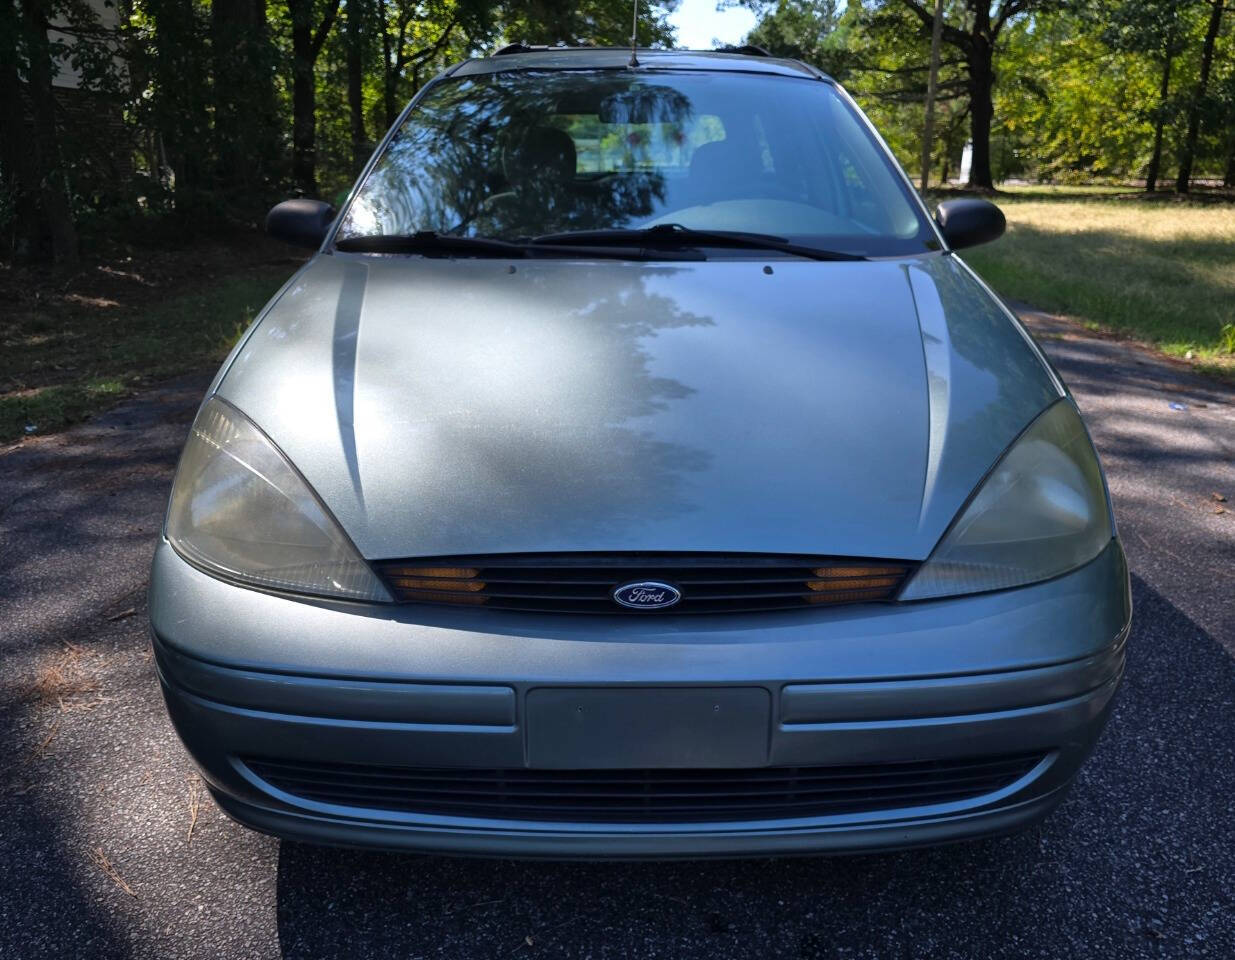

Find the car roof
[[450, 47, 832, 82]]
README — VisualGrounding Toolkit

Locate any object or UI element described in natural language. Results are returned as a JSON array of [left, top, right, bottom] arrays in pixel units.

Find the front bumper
[[150, 538, 1131, 858]]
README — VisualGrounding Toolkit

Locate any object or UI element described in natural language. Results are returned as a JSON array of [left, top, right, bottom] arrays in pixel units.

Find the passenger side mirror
[[933, 198, 1006, 250], [266, 199, 336, 249]]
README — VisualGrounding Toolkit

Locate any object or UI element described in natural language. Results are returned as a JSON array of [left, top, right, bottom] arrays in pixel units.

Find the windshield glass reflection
[[337, 71, 935, 257]]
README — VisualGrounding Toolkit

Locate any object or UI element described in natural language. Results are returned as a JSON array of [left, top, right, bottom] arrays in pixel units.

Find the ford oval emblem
[[612, 581, 682, 610]]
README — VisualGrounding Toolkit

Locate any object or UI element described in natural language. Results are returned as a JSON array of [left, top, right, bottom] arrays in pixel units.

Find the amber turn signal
[[387, 577, 487, 592]]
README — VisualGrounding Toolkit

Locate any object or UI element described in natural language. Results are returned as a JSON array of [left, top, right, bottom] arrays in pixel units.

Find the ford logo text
[[612, 581, 682, 610]]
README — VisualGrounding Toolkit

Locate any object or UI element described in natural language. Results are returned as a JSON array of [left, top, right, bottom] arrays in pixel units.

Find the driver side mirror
[[934, 198, 1006, 250], [266, 199, 336, 249]]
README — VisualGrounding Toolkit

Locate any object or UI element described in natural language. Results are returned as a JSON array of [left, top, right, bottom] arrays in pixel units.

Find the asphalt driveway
[[1, 304, 1233, 959]]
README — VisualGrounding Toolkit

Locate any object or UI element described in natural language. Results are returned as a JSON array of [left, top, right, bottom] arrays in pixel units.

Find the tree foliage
[[0, 0, 678, 261], [743, 0, 1235, 190], [0, 0, 1232, 265]]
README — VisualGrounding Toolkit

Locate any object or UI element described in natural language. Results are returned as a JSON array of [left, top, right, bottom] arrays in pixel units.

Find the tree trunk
[[1175, 0, 1225, 193], [288, 0, 340, 196], [290, 1, 317, 195], [147, 0, 208, 219], [0, 0, 40, 259], [1146, 55, 1173, 193], [347, 0, 366, 176], [212, 0, 249, 190], [1226, 141, 1235, 188], [212, 0, 277, 200], [382, 3, 400, 128], [251, 0, 279, 189], [966, 37, 995, 190], [920, 0, 944, 191], [19, 0, 78, 267]]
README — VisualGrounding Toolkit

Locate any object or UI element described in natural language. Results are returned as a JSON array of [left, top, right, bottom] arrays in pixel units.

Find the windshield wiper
[[334, 232, 530, 257], [334, 230, 705, 261], [530, 224, 867, 261]]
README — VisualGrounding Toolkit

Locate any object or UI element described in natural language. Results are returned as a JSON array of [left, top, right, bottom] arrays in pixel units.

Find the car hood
[[215, 253, 1060, 562]]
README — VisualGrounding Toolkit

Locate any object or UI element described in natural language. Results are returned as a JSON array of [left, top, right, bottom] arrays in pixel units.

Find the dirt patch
[[29, 642, 103, 709]]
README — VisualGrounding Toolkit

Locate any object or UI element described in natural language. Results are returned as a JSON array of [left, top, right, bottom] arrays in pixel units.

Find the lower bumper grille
[[246, 753, 1044, 824], [372, 552, 915, 614]]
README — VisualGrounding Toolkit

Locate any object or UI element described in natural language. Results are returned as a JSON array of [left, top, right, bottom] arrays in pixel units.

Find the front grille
[[246, 753, 1043, 823], [373, 553, 915, 614]]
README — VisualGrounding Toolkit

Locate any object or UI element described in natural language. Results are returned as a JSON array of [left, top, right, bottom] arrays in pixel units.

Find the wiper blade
[[334, 232, 529, 257], [531, 224, 866, 261], [333, 230, 704, 261]]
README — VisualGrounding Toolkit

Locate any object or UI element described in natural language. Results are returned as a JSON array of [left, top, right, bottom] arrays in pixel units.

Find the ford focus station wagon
[[150, 46, 1130, 857]]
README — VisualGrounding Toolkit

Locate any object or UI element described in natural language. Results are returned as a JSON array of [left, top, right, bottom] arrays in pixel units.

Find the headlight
[[166, 397, 391, 602], [900, 399, 1112, 601]]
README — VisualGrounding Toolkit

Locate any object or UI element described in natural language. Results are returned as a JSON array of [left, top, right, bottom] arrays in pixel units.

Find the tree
[[0, 0, 41, 257], [143, 0, 212, 214], [894, 0, 1070, 190], [370, 0, 665, 139], [212, 0, 280, 202], [1103, 0, 1199, 192], [1220, 68, 1235, 186], [379, 0, 471, 129], [29, 0, 1235, 269], [501, 0, 677, 48], [742, 0, 970, 174], [741, 0, 847, 69], [995, 12, 1158, 180], [6, 0, 693, 262], [920, 0, 944, 189], [0, 0, 79, 265], [345, 0, 368, 175], [287, 0, 342, 194], [1175, 0, 1226, 192], [744, 0, 1065, 188]]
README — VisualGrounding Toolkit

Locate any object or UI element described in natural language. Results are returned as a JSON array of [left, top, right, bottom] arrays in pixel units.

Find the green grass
[[1, 265, 295, 443], [958, 189, 1235, 373]]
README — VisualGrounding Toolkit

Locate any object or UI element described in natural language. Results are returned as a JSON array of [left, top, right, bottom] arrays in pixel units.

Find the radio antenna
[[628, 0, 639, 67]]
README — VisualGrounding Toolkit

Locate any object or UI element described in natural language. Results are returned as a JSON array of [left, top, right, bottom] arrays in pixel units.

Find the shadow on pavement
[[273, 573, 1235, 960], [0, 791, 133, 959], [0, 375, 214, 960]]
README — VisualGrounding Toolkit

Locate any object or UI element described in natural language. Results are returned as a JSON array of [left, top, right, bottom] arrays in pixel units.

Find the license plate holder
[[526, 687, 771, 769]]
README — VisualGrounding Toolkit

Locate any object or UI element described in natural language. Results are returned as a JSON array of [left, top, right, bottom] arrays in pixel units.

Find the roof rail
[[492, 42, 596, 56], [713, 44, 772, 57]]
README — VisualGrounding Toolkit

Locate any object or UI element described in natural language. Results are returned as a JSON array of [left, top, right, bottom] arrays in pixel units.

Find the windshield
[[336, 70, 937, 258]]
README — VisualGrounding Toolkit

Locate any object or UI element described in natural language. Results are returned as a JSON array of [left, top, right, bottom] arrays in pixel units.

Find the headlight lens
[[900, 399, 1111, 601], [166, 397, 391, 602]]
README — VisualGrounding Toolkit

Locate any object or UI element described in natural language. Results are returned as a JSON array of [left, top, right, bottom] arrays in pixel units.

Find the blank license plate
[[526, 687, 771, 769]]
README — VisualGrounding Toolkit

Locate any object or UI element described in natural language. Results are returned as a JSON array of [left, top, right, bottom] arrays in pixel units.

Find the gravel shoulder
[[1, 308, 1233, 960]]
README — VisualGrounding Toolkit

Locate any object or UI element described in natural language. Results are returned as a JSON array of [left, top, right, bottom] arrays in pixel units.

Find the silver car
[[150, 46, 1130, 857]]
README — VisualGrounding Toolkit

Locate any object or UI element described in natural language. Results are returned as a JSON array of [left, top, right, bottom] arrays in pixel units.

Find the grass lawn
[[1, 237, 302, 444], [958, 186, 1235, 374]]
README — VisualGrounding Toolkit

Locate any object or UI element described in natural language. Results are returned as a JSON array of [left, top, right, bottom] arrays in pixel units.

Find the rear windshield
[[337, 70, 937, 258]]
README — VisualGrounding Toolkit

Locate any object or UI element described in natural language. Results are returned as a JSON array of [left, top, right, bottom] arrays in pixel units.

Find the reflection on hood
[[217, 254, 1059, 561]]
